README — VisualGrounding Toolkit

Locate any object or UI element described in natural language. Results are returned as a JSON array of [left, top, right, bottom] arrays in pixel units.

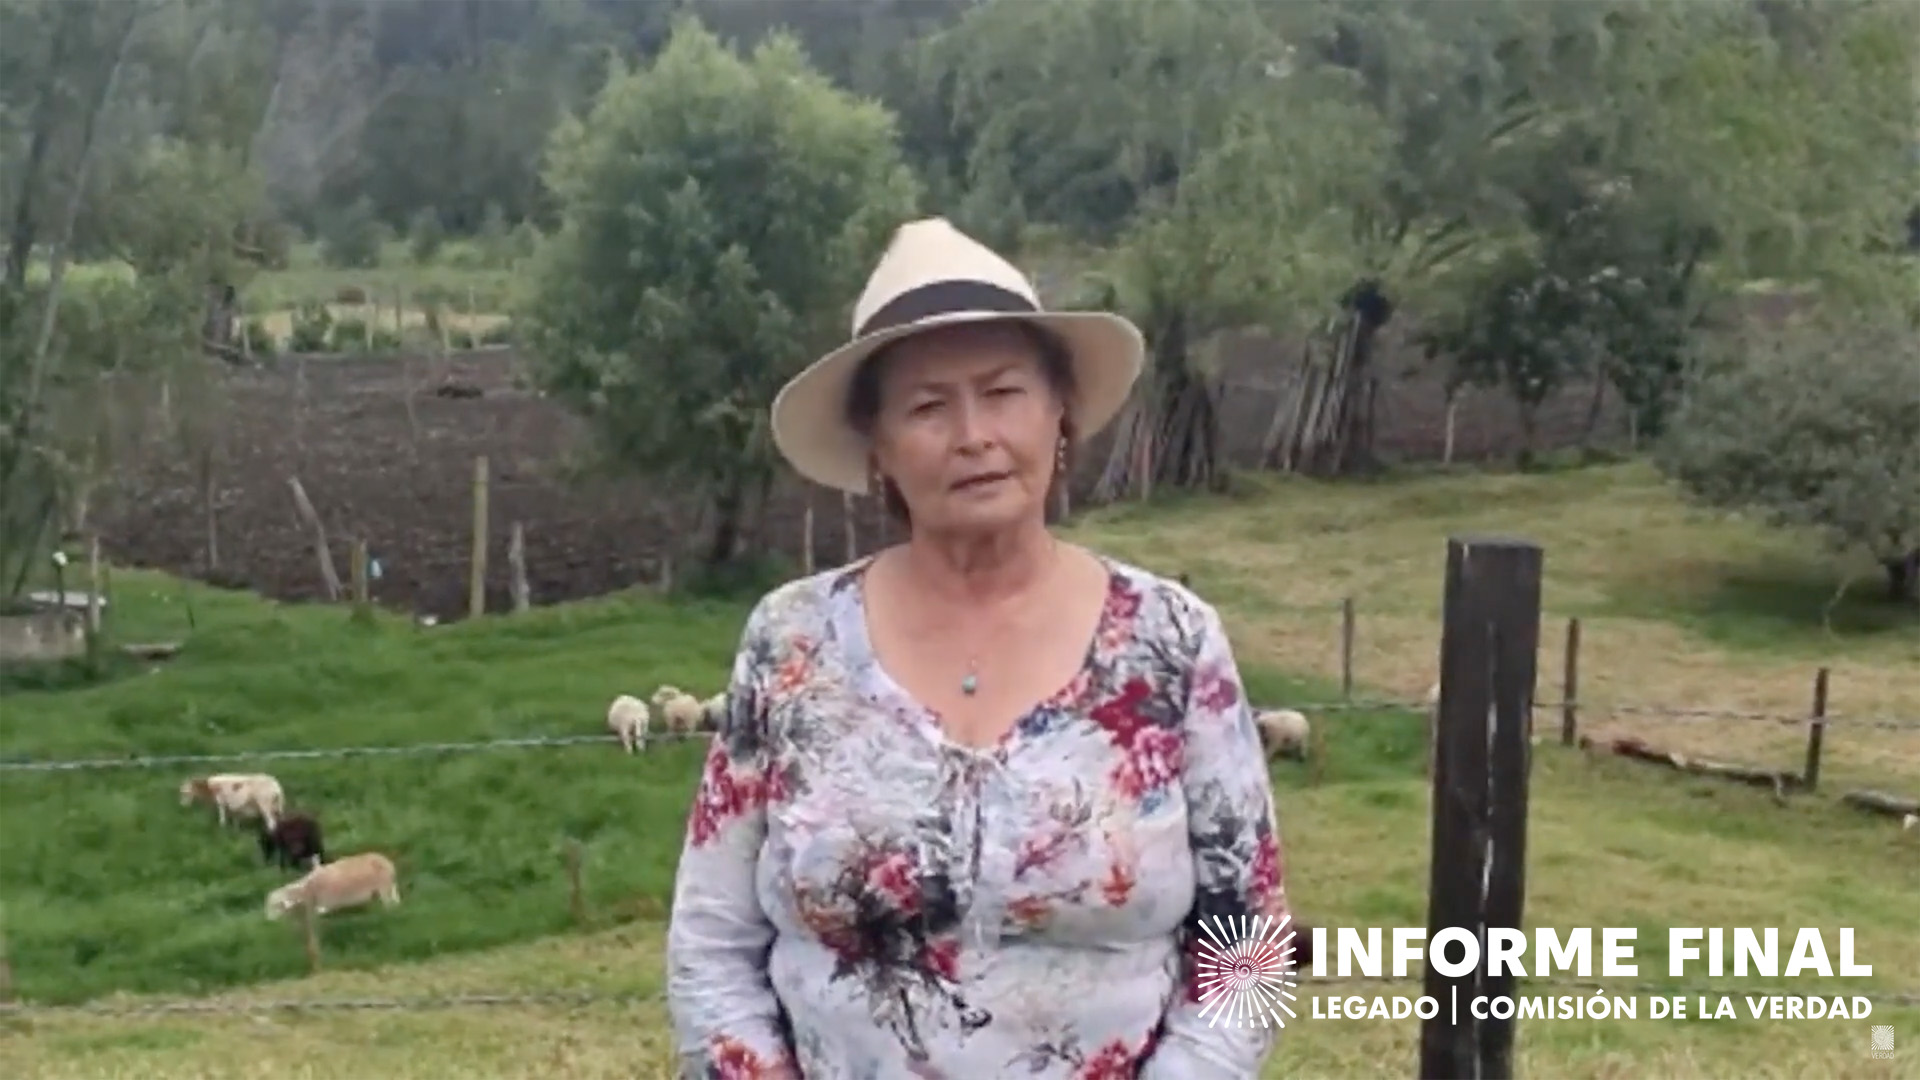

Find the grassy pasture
[[2, 463, 1917, 1078]]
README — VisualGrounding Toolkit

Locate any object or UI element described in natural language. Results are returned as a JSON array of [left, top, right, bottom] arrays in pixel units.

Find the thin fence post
[[301, 902, 321, 974], [565, 839, 586, 926], [1560, 618, 1580, 746], [802, 492, 816, 576], [469, 456, 489, 619], [1802, 667, 1830, 791], [0, 901, 13, 1003], [1339, 597, 1355, 700], [508, 522, 530, 613], [842, 491, 857, 564], [1420, 536, 1543, 1080], [349, 539, 370, 621]]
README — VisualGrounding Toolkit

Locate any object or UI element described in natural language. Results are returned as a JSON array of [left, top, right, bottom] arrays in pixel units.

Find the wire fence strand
[[4, 975, 1915, 1020], [2, 698, 1916, 774]]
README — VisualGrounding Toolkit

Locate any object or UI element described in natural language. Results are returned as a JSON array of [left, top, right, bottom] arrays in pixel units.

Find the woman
[[667, 218, 1291, 1079]]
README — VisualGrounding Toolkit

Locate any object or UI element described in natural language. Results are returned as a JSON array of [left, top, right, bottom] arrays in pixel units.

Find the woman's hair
[[845, 320, 1080, 528]]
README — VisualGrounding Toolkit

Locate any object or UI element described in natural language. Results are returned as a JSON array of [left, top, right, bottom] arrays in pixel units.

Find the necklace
[[955, 539, 1062, 698]]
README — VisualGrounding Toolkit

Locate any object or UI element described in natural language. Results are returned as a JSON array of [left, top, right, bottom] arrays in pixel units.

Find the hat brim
[[770, 310, 1146, 495]]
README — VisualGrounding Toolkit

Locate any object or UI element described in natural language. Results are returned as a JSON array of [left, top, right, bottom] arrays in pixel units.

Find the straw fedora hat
[[770, 217, 1146, 495]]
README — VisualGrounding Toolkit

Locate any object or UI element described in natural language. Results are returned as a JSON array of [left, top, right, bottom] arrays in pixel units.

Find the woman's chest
[[760, 685, 1196, 945]]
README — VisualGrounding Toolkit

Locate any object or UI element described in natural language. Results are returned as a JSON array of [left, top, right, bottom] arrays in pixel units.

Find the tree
[[1656, 311, 1920, 605], [520, 16, 919, 567]]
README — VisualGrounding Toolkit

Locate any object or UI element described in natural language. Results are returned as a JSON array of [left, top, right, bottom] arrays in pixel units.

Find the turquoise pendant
[[960, 673, 979, 696]]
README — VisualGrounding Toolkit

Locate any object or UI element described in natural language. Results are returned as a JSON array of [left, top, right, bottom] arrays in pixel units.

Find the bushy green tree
[[1656, 312, 1920, 605], [317, 196, 387, 270], [520, 16, 919, 566]]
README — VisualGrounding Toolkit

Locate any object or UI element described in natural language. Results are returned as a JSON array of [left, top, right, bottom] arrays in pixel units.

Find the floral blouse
[[665, 554, 1290, 1079]]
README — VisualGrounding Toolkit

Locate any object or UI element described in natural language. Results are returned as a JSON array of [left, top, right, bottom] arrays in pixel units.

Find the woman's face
[[868, 322, 1067, 537]]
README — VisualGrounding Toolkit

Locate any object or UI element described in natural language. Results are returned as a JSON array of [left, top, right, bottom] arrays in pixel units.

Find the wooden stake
[[508, 522, 530, 613], [802, 494, 816, 576], [1421, 536, 1543, 1080], [0, 901, 14, 1003], [1802, 667, 1830, 792], [200, 446, 218, 571], [842, 491, 856, 563], [565, 840, 585, 927], [1339, 597, 1355, 699], [350, 539, 370, 620], [301, 901, 321, 974], [1561, 618, 1581, 746], [86, 535, 102, 636], [469, 456, 489, 619], [287, 477, 342, 601]]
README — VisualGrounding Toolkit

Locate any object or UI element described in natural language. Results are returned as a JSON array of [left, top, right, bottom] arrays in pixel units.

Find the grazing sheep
[[699, 691, 728, 732], [608, 694, 650, 753], [652, 685, 704, 737], [1254, 708, 1311, 762], [1903, 812, 1917, 833], [179, 773, 284, 830], [256, 812, 326, 871], [264, 852, 400, 920]]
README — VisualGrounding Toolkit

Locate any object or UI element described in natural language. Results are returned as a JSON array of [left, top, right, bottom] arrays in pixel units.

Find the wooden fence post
[[842, 491, 857, 564], [565, 839, 586, 927], [85, 535, 103, 636], [508, 522, 530, 613], [301, 901, 321, 974], [469, 456, 489, 619], [1802, 667, 1830, 791], [1339, 597, 1355, 699], [286, 477, 342, 601], [0, 900, 14, 1003], [802, 494, 816, 576], [1420, 536, 1543, 1080], [349, 539, 370, 620], [1560, 618, 1580, 746]]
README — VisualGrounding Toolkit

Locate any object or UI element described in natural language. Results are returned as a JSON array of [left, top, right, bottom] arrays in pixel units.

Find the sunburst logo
[[1193, 913, 1301, 1029]]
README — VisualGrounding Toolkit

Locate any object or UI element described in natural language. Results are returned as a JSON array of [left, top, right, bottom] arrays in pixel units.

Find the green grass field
[[2, 463, 1917, 1078]]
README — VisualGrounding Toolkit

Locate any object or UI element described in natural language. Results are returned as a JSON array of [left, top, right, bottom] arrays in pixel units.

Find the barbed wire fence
[[4, 580, 1916, 1037], [4, 972, 1916, 1022], [3, 698, 1915, 775]]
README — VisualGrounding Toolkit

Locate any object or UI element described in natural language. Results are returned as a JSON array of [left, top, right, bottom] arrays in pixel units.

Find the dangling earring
[[1055, 436, 1068, 472]]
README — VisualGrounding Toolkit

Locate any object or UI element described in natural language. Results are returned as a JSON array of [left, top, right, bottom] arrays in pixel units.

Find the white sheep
[[699, 691, 728, 732], [265, 852, 400, 920], [1903, 812, 1917, 833], [652, 685, 704, 737], [1253, 708, 1311, 762], [607, 694, 650, 754], [179, 773, 284, 830]]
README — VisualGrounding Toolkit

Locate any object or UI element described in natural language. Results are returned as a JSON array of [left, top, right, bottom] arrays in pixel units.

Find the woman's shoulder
[[1088, 551, 1220, 629], [737, 558, 871, 645]]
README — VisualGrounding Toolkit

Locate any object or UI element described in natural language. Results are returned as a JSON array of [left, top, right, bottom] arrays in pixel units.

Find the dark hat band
[[856, 280, 1038, 338]]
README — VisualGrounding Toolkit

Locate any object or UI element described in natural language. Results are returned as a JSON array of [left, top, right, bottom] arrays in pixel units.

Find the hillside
[[2, 464, 1917, 1077]]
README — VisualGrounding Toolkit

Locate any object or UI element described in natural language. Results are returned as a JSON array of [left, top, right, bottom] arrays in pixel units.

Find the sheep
[[1253, 708, 1311, 762], [256, 812, 326, 871], [699, 691, 728, 732], [1903, 812, 1917, 833], [607, 694, 649, 753], [179, 773, 284, 830], [652, 684, 704, 737], [264, 852, 400, 920]]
